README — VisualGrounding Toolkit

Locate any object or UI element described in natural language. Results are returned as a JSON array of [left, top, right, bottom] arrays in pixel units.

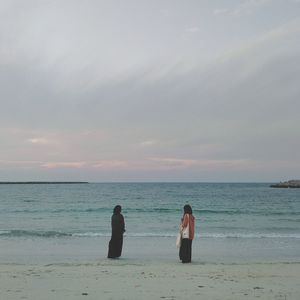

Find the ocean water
[[0, 183, 299, 263]]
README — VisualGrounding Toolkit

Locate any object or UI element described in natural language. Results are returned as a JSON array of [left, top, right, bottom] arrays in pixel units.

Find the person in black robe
[[107, 205, 125, 258]]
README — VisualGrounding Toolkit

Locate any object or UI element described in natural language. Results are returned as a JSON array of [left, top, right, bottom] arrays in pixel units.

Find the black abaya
[[179, 238, 192, 263], [107, 213, 125, 258]]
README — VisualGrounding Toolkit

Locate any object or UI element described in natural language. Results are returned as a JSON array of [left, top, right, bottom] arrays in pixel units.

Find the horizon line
[[0, 180, 285, 184]]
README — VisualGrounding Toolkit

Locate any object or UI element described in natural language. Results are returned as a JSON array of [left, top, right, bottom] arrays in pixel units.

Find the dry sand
[[1, 260, 299, 300]]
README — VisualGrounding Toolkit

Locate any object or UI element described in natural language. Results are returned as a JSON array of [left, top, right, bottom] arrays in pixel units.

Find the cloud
[[149, 157, 198, 168], [27, 137, 51, 145], [0, 160, 42, 166], [148, 157, 253, 170], [185, 27, 201, 33], [0, 1, 299, 181], [41, 162, 87, 169], [213, 8, 231, 16], [2, 157, 252, 172], [214, 0, 275, 16], [139, 140, 158, 147], [93, 160, 128, 169]]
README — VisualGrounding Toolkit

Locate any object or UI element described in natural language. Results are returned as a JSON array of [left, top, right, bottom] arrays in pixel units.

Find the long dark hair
[[113, 205, 122, 214], [183, 204, 192, 215]]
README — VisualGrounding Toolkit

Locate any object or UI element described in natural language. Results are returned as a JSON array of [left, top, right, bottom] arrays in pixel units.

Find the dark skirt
[[107, 234, 123, 258], [179, 238, 192, 263]]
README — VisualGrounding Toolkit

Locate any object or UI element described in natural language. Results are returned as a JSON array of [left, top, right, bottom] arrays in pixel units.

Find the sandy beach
[[1, 260, 300, 300]]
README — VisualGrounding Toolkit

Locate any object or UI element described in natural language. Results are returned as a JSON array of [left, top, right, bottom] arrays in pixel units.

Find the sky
[[0, 0, 300, 182]]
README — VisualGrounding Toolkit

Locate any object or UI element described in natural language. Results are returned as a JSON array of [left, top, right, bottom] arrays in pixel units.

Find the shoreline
[[1, 235, 300, 265], [1, 260, 299, 299]]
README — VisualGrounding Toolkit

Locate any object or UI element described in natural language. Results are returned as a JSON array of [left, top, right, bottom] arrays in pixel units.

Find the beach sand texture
[[1, 261, 299, 300]]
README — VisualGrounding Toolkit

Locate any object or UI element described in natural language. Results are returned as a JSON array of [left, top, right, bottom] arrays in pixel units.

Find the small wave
[[0, 230, 10, 235], [200, 233, 300, 239], [127, 233, 176, 237], [72, 232, 110, 237], [72, 232, 175, 238], [73, 232, 300, 239], [4, 207, 300, 216], [0, 230, 71, 238], [1, 230, 299, 239]]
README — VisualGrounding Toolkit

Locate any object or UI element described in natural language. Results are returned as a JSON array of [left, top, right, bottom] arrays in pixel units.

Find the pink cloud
[[41, 160, 128, 170], [41, 162, 87, 169], [149, 157, 199, 168], [0, 160, 41, 165], [147, 157, 255, 170], [2, 157, 291, 173], [0, 160, 43, 170], [93, 160, 129, 169]]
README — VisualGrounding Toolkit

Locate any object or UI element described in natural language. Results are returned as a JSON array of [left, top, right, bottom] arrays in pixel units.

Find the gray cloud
[[0, 1, 299, 181]]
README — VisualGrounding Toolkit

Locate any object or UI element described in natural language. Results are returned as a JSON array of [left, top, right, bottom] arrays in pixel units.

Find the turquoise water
[[0, 183, 299, 263]]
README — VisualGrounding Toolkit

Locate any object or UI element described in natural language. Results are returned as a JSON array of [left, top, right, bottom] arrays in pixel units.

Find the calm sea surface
[[0, 183, 299, 263]]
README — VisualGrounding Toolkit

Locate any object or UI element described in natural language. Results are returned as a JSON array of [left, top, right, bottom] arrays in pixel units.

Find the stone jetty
[[270, 180, 300, 188]]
